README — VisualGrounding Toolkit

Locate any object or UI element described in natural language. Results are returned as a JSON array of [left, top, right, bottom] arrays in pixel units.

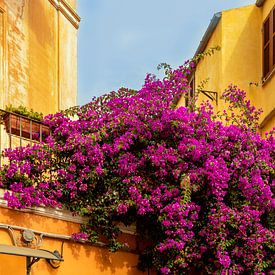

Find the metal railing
[[0, 109, 50, 165]]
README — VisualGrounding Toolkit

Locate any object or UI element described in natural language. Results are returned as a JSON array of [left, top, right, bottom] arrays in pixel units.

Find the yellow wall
[[0, 0, 80, 165], [0, 206, 146, 275], [58, 12, 78, 110], [0, 0, 79, 115], [194, 16, 222, 113], [66, 0, 77, 10], [180, 1, 275, 134]]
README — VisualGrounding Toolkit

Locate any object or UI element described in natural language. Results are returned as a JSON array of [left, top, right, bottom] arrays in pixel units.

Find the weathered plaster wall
[[58, 12, 78, 110], [0, 0, 80, 166], [0, 0, 79, 115], [5, 0, 30, 109], [28, 0, 59, 115], [0, 7, 6, 110], [220, 5, 262, 118]]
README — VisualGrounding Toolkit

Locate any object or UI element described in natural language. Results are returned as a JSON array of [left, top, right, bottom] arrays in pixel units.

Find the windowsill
[[262, 67, 275, 86]]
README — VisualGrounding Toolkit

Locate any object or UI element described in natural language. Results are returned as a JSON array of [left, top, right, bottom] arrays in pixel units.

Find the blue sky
[[77, 0, 254, 106]]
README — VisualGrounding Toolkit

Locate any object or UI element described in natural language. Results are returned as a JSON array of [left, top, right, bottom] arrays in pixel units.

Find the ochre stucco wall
[[0, 0, 80, 165], [193, 16, 222, 113], [0, 206, 146, 275], [0, 0, 79, 115], [58, 12, 78, 110], [27, 0, 59, 115], [179, 1, 275, 134]]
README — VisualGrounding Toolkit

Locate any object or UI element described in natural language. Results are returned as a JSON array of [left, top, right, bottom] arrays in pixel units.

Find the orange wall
[[0, 206, 146, 275]]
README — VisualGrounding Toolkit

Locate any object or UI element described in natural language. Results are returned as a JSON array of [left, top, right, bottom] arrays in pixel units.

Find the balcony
[[0, 110, 50, 164]]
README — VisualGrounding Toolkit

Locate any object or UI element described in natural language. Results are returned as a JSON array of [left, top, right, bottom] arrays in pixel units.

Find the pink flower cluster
[[0, 60, 274, 274]]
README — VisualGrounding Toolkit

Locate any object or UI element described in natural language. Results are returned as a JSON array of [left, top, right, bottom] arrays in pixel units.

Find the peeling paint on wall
[[0, 0, 78, 115]]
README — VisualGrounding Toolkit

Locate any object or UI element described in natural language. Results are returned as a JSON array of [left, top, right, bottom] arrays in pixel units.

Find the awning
[[0, 244, 62, 260], [0, 244, 63, 275]]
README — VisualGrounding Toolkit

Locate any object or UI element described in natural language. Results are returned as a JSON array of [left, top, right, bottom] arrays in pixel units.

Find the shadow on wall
[[0, 207, 146, 274], [66, 239, 145, 275]]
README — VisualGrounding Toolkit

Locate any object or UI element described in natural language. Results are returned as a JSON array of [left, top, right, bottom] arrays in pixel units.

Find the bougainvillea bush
[[0, 58, 274, 274]]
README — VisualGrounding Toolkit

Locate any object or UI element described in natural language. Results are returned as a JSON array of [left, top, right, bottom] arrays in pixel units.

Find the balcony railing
[[0, 109, 50, 164]]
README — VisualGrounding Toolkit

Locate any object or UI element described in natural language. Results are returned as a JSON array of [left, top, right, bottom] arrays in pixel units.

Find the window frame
[[262, 7, 275, 82], [186, 76, 195, 107]]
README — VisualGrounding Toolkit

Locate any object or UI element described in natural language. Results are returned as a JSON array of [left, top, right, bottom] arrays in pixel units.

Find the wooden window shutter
[[263, 6, 275, 81], [263, 16, 270, 78]]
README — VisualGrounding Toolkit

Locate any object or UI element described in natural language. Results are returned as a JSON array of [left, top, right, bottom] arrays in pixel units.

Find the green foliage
[[1, 51, 274, 275], [194, 45, 221, 63], [5, 105, 43, 121]]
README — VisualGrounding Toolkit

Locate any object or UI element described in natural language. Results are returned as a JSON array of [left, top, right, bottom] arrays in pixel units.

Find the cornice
[[0, 189, 136, 235], [0, 193, 87, 224], [194, 12, 221, 57], [48, 0, 81, 29]]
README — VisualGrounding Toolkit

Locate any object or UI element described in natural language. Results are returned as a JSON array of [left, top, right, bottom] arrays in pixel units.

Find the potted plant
[[3, 105, 49, 141]]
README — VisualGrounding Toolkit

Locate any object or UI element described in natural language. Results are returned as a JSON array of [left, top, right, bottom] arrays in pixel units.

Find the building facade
[[2, 0, 274, 274], [0, 0, 80, 157], [0, 0, 79, 114], [178, 0, 275, 135], [0, 1, 145, 274]]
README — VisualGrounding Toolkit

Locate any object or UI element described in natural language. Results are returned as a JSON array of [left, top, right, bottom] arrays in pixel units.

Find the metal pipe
[[40, 124, 42, 142], [0, 223, 136, 253], [26, 256, 31, 275], [30, 120, 32, 145], [9, 114, 11, 149], [19, 116, 22, 147], [7, 226, 17, 246], [0, 223, 77, 242]]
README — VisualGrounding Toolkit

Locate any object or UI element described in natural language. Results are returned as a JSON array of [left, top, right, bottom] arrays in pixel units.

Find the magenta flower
[[0, 58, 273, 274]]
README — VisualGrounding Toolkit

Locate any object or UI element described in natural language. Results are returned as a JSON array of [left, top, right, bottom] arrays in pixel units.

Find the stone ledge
[[0, 189, 136, 235]]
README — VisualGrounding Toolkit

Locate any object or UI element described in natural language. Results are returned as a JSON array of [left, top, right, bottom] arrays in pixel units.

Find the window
[[263, 7, 275, 81], [185, 77, 195, 107]]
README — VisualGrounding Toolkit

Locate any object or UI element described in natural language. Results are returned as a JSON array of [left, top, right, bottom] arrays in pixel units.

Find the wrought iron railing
[[0, 109, 50, 164]]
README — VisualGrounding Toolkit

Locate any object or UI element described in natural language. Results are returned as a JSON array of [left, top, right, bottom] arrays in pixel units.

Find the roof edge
[[256, 0, 266, 7], [194, 12, 222, 57]]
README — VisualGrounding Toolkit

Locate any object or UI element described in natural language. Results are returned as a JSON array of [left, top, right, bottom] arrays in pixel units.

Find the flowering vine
[[0, 55, 274, 274]]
